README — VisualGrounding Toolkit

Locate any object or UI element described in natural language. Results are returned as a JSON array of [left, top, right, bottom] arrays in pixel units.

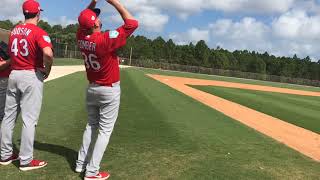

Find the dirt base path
[[45, 66, 85, 82], [45, 65, 130, 82], [148, 74, 320, 162]]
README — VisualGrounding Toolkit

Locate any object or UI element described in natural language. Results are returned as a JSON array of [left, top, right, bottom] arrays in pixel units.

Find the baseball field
[[0, 58, 319, 179]]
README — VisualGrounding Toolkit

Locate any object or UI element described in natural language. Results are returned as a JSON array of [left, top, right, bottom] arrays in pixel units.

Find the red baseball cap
[[78, 8, 101, 29], [23, 0, 43, 14]]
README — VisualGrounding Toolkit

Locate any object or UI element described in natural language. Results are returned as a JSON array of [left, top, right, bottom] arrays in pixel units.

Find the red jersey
[[8, 23, 52, 70], [0, 57, 10, 78], [77, 19, 138, 86]]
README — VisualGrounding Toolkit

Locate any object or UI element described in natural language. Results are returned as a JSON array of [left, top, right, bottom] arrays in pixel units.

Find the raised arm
[[106, 0, 135, 20], [102, 0, 138, 52], [87, 0, 98, 9]]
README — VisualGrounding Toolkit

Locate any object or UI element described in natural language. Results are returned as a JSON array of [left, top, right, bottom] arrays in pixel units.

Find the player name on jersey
[[78, 40, 96, 52], [11, 27, 32, 37]]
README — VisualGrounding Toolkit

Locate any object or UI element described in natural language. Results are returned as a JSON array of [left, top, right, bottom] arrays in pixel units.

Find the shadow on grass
[[34, 141, 77, 171], [12, 143, 20, 168]]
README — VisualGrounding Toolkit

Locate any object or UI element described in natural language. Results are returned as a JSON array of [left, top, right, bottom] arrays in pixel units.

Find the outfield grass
[[54, 58, 83, 66], [52, 60, 320, 92], [140, 68, 320, 92], [0, 68, 319, 179], [192, 85, 320, 134]]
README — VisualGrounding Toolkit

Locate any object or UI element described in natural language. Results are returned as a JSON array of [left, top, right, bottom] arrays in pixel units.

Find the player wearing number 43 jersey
[[0, 0, 54, 171], [76, 0, 138, 179]]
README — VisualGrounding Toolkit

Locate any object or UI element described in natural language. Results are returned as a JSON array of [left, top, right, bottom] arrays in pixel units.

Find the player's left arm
[[42, 47, 53, 79], [104, 0, 139, 51], [87, 0, 98, 9], [108, 0, 139, 36]]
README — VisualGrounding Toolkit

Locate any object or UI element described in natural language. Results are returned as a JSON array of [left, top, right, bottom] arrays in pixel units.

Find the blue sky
[[2, 0, 320, 61]]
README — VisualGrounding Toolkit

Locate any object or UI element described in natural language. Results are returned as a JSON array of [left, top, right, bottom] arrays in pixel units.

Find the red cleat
[[19, 159, 47, 171], [84, 172, 110, 180], [0, 154, 20, 165]]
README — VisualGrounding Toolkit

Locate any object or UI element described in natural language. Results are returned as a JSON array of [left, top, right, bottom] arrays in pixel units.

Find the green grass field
[[1, 67, 319, 179], [141, 68, 320, 92], [54, 58, 83, 66], [192, 85, 320, 134]]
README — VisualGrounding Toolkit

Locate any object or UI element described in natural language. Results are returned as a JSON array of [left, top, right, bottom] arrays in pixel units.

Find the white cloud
[[270, 9, 320, 59], [209, 17, 270, 51], [169, 28, 209, 45], [108, 14, 122, 24], [102, 0, 169, 32], [98, 0, 300, 34], [0, 0, 75, 28], [54, 16, 77, 27], [136, 11, 169, 32], [42, 16, 77, 27], [125, 0, 296, 20], [152, 0, 203, 18], [272, 10, 320, 40], [206, 0, 295, 14], [0, 0, 24, 22], [171, 11, 320, 60]]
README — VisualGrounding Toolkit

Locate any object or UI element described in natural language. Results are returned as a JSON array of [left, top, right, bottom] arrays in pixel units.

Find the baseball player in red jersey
[[76, 0, 138, 179], [0, 0, 54, 171]]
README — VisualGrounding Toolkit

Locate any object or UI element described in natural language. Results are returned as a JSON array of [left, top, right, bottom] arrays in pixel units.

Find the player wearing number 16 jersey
[[0, 0, 54, 171], [76, 0, 138, 179]]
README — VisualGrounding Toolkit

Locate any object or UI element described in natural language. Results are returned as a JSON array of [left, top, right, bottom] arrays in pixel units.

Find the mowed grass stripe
[[107, 68, 319, 179], [192, 85, 320, 134], [0, 69, 319, 180], [140, 68, 320, 92]]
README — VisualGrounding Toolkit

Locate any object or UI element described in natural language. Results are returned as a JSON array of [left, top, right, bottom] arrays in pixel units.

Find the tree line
[[1, 19, 320, 81]]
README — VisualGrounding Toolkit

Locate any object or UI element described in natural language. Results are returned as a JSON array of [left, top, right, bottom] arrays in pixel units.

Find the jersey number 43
[[82, 53, 101, 71], [11, 38, 29, 57]]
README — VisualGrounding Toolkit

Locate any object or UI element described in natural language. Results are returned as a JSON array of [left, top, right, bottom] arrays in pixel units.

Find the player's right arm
[[107, 0, 135, 20], [0, 58, 10, 71], [87, 0, 98, 10]]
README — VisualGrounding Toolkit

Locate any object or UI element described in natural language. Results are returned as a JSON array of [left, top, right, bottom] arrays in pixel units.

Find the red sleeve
[[36, 30, 53, 49], [103, 19, 139, 52]]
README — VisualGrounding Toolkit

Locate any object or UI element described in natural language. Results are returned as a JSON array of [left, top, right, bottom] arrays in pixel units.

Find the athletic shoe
[[0, 154, 20, 165], [84, 172, 110, 180], [19, 159, 47, 171], [75, 167, 85, 173]]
